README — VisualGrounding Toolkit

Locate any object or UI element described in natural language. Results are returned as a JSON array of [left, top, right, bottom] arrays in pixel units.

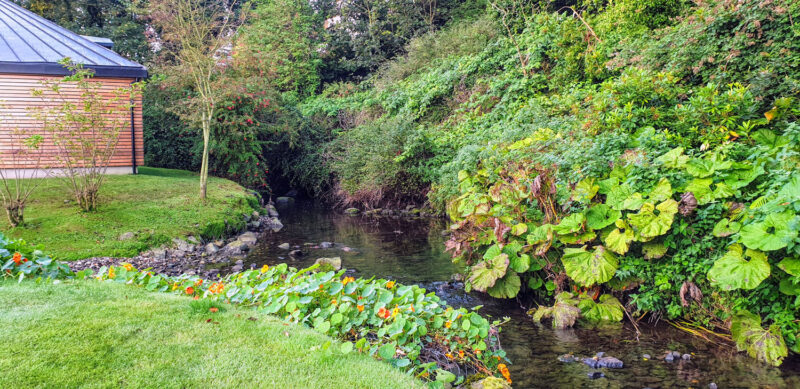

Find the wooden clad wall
[[0, 73, 144, 171]]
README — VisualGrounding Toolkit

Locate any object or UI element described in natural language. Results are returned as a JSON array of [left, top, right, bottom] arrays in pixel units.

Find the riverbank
[[2, 167, 259, 260], [0, 279, 423, 389]]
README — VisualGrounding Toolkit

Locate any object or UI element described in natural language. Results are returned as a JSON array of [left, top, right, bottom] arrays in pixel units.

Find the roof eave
[[0, 62, 147, 79]]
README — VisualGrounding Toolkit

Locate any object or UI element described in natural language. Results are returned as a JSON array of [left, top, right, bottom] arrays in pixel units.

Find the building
[[0, 0, 147, 176]]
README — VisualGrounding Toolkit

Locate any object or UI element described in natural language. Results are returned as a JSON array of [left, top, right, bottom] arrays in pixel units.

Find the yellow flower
[[445, 320, 452, 328], [391, 305, 400, 317], [342, 276, 355, 285], [108, 267, 116, 279], [172, 282, 179, 291], [385, 280, 395, 289], [121, 263, 133, 271], [260, 264, 270, 273]]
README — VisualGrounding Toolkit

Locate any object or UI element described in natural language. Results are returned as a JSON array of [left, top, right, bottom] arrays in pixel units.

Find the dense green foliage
[[297, 0, 800, 366]]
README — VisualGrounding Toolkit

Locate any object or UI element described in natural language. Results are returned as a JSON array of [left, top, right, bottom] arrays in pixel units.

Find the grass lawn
[[1, 167, 256, 260], [0, 279, 423, 389]]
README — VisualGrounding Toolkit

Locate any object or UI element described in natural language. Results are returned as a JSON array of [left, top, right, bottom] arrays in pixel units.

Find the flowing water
[[244, 201, 800, 388]]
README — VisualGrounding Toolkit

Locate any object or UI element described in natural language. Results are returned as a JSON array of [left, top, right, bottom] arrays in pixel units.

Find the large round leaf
[[468, 253, 509, 292], [628, 199, 679, 239], [578, 294, 624, 322], [487, 272, 521, 299], [585, 204, 621, 230], [707, 245, 770, 290], [740, 212, 797, 252], [561, 246, 618, 287], [777, 257, 800, 276], [553, 213, 585, 235], [604, 219, 634, 255]]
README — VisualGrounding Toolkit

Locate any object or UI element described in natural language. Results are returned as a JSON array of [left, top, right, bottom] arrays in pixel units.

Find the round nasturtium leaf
[[740, 212, 798, 252], [708, 244, 770, 290], [561, 246, 618, 287]]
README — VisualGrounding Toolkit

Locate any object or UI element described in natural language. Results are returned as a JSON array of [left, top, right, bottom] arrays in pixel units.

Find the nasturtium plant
[[627, 199, 679, 239], [561, 246, 618, 287], [708, 244, 770, 290], [739, 211, 798, 252], [578, 294, 624, 323]]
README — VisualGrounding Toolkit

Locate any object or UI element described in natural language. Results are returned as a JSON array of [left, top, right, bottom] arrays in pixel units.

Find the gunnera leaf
[[656, 147, 688, 169], [778, 174, 800, 203], [572, 178, 599, 203], [585, 204, 621, 230], [642, 241, 668, 259], [712, 218, 741, 238], [627, 199, 679, 239], [777, 257, 800, 276], [740, 211, 798, 252], [742, 325, 789, 367], [557, 229, 596, 245], [648, 178, 673, 202], [707, 244, 770, 290], [469, 253, 509, 292], [553, 213, 585, 235], [604, 219, 634, 255], [561, 246, 618, 287], [778, 278, 800, 296], [487, 271, 521, 299], [578, 294, 624, 323]]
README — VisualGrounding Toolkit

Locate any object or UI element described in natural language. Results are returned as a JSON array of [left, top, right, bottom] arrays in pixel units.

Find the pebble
[[587, 371, 604, 379], [709, 383, 717, 389], [642, 354, 651, 360], [682, 353, 691, 360], [278, 243, 291, 250]]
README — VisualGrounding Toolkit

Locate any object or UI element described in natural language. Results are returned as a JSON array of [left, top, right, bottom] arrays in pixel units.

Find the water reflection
[[246, 201, 800, 388]]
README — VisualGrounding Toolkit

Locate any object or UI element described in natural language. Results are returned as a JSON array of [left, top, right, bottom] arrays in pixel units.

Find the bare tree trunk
[[200, 112, 210, 200]]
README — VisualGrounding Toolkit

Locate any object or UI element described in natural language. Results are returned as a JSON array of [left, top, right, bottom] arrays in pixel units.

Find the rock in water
[[709, 383, 717, 389], [682, 353, 691, 360], [583, 356, 623, 369], [587, 371, 605, 379], [289, 249, 304, 257], [278, 243, 291, 250], [275, 196, 294, 204], [320, 241, 334, 249], [314, 257, 342, 270], [558, 354, 577, 363], [344, 208, 359, 215]]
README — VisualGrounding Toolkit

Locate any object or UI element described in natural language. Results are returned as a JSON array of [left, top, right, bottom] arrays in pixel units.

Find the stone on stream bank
[[314, 257, 342, 270], [68, 203, 284, 279], [344, 208, 360, 215], [582, 353, 624, 369], [278, 243, 291, 250]]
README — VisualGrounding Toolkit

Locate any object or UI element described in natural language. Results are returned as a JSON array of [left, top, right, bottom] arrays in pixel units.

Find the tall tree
[[148, 0, 245, 200]]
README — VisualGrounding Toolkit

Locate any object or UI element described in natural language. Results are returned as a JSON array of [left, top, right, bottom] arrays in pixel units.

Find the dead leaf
[[247, 317, 258, 321]]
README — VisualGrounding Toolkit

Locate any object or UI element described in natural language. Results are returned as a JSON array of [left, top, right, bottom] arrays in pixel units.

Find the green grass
[[1, 167, 256, 260], [0, 279, 423, 389]]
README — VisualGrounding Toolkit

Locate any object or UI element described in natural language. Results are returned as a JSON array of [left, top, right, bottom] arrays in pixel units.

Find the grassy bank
[[1, 167, 257, 260], [0, 279, 422, 389]]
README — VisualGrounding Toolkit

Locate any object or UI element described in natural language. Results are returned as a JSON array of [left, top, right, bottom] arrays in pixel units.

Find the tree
[[148, 0, 246, 200], [0, 105, 45, 226], [29, 60, 141, 212]]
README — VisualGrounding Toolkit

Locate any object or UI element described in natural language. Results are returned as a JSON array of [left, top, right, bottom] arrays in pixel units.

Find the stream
[[243, 201, 800, 388]]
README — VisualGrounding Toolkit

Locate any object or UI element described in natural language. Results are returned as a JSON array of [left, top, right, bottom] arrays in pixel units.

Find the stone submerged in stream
[[314, 257, 342, 270], [278, 243, 291, 250], [583, 355, 624, 369], [587, 371, 605, 379], [558, 354, 578, 363]]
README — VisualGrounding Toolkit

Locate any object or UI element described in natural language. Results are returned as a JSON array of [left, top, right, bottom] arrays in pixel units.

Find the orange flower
[[445, 320, 452, 328], [357, 304, 364, 312], [408, 305, 415, 312], [445, 353, 453, 359], [475, 349, 482, 355], [209, 307, 219, 313], [331, 299, 338, 306], [342, 276, 355, 285], [12, 252, 21, 265], [385, 280, 395, 289], [377, 307, 391, 319], [185, 286, 194, 295], [209, 282, 224, 294], [194, 279, 203, 286], [458, 350, 464, 358], [498, 363, 511, 384], [193, 296, 199, 300], [108, 267, 116, 279], [121, 263, 133, 271]]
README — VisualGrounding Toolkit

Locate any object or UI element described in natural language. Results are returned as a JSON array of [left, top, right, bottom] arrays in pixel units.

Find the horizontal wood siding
[[0, 73, 144, 170]]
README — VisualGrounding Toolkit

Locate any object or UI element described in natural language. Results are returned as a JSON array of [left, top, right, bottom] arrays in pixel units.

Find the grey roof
[[0, 0, 147, 78], [81, 35, 114, 49]]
